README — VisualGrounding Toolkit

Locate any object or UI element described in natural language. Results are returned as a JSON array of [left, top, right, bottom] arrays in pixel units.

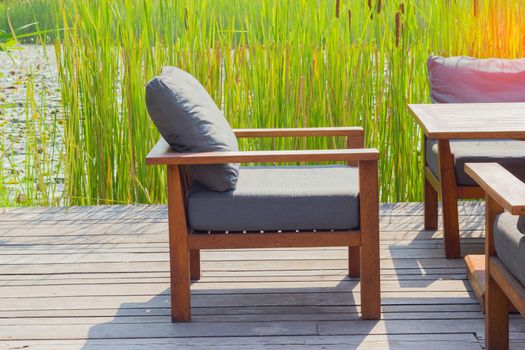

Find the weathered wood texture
[[437, 139, 461, 258], [408, 103, 525, 139], [146, 138, 379, 165], [466, 163, 525, 215], [1, 202, 525, 349]]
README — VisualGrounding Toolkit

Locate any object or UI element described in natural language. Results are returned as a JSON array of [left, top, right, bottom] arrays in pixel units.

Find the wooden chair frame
[[465, 163, 525, 350], [146, 127, 381, 322], [424, 137, 484, 258]]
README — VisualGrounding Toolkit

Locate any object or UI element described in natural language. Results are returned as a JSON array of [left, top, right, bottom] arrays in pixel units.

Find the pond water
[[0, 45, 64, 204]]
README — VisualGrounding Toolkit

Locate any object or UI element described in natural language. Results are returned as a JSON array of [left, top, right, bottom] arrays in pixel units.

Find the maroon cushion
[[427, 56, 525, 103]]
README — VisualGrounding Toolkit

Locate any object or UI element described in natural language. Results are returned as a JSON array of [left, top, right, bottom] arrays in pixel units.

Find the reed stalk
[[1, 0, 524, 205]]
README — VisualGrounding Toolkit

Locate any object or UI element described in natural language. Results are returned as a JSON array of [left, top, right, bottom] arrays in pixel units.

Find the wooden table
[[408, 102, 525, 310], [409, 103, 525, 139]]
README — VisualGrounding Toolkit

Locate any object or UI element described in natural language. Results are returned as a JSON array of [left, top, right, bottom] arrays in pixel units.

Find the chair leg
[[485, 272, 509, 350], [348, 247, 360, 277], [360, 228, 380, 319], [169, 238, 191, 322], [167, 165, 191, 322], [424, 178, 438, 230], [347, 247, 360, 277], [190, 249, 201, 281], [359, 160, 381, 320]]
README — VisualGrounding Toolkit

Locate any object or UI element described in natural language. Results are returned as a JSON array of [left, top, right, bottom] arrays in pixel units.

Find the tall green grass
[[0, 0, 59, 41], [2, 0, 525, 205]]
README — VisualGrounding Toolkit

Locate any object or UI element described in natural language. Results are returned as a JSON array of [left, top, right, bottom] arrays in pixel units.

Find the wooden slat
[[457, 186, 484, 199], [0, 279, 475, 298], [189, 231, 360, 249], [0, 334, 483, 350], [1, 202, 525, 348], [145, 138, 379, 165], [233, 127, 364, 138], [465, 163, 525, 215], [0, 201, 487, 219], [0, 304, 483, 318], [465, 254, 486, 312]]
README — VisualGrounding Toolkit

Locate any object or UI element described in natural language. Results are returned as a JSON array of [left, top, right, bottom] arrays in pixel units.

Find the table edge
[[407, 104, 525, 140]]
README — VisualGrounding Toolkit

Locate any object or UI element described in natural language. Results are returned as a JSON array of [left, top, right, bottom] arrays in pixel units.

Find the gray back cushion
[[518, 216, 525, 234], [427, 56, 525, 103], [146, 67, 239, 192]]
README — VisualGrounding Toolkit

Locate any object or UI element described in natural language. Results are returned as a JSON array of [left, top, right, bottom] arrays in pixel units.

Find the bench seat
[[426, 139, 525, 186], [187, 165, 360, 232]]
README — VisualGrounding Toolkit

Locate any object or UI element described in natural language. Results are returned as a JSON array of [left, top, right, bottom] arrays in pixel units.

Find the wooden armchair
[[465, 163, 525, 350], [146, 127, 381, 322]]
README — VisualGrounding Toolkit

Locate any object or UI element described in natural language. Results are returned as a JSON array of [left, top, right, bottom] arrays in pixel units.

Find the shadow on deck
[[1, 202, 524, 349]]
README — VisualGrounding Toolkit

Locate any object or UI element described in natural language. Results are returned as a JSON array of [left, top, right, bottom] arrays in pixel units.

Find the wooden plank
[[0, 203, 524, 348], [0, 248, 475, 264], [1, 201, 486, 219], [408, 103, 525, 139], [1, 244, 476, 260], [189, 231, 361, 249], [0, 244, 471, 255], [0, 311, 488, 326], [0, 279, 474, 298], [233, 127, 364, 138], [0, 292, 480, 313], [0, 257, 471, 277], [3, 318, 524, 340], [0, 303, 484, 319], [0, 239, 484, 254], [0, 334, 482, 350], [465, 163, 525, 215], [465, 254, 485, 312], [0, 274, 469, 287], [146, 139, 379, 165]]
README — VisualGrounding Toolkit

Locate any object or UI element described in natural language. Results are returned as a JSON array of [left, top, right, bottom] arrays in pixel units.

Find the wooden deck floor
[[1, 202, 525, 349]]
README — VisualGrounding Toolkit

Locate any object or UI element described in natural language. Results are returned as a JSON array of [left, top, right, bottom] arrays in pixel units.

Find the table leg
[[438, 139, 461, 258]]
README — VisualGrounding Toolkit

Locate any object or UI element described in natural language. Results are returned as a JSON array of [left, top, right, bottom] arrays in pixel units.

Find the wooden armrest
[[465, 163, 525, 215], [146, 139, 378, 165], [233, 127, 363, 138]]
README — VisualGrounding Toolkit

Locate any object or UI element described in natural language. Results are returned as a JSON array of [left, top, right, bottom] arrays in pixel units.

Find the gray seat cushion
[[427, 56, 525, 103], [187, 166, 360, 232], [426, 139, 525, 186], [494, 212, 525, 286], [146, 66, 239, 192]]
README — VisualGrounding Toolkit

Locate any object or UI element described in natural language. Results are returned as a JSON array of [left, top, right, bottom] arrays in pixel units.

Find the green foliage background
[[1, 0, 524, 205]]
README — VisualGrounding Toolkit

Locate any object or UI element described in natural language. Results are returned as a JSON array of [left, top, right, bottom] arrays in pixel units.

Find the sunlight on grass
[[1, 0, 524, 206]]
